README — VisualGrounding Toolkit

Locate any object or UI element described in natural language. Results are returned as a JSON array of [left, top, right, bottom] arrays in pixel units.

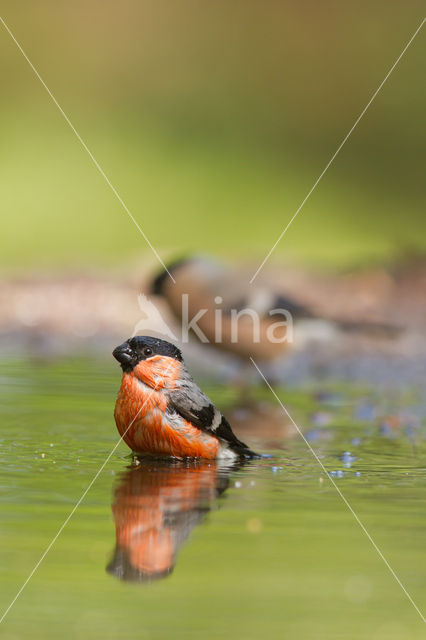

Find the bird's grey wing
[[167, 370, 255, 456], [167, 373, 217, 431]]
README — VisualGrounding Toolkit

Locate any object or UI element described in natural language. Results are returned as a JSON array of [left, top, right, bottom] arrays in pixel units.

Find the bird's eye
[[143, 347, 153, 357]]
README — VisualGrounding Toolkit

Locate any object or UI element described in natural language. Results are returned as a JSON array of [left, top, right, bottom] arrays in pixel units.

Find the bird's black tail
[[217, 415, 259, 459]]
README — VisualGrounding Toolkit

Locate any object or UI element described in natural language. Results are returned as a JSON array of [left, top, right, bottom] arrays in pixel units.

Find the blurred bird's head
[[151, 255, 192, 296], [106, 546, 174, 583], [113, 336, 183, 389]]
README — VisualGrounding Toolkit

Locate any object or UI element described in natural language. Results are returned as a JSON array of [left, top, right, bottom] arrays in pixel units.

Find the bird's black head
[[151, 255, 192, 295], [112, 336, 183, 373], [106, 547, 174, 583]]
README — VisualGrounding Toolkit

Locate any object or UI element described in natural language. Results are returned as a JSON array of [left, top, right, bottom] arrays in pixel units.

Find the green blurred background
[[0, 1, 425, 273]]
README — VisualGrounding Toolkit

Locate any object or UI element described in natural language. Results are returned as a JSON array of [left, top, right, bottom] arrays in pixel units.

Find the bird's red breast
[[114, 356, 220, 459]]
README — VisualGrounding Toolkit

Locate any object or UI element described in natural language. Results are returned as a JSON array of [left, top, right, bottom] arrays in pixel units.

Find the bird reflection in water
[[107, 459, 235, 583]]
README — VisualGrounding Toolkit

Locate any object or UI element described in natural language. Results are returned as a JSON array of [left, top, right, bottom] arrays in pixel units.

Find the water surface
[[0, 358, 425, 639]]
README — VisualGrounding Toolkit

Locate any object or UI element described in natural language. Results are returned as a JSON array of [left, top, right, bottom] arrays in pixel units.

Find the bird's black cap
[[113, 335, 183, 372], [106, 547, 174, 583], [151, 256, 193, 295]]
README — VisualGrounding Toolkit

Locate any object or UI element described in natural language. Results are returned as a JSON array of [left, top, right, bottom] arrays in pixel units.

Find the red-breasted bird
[[113, 336, 257, 460]]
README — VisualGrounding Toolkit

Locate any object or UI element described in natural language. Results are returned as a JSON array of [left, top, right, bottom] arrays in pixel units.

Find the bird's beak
[[113, 342, 134, 366]]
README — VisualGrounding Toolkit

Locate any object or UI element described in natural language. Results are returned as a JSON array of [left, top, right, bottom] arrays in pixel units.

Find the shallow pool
[[0, 358, 425, 639]]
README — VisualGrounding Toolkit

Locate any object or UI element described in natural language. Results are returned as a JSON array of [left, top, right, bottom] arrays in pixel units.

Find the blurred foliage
[[0, 1, 425, 271]]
